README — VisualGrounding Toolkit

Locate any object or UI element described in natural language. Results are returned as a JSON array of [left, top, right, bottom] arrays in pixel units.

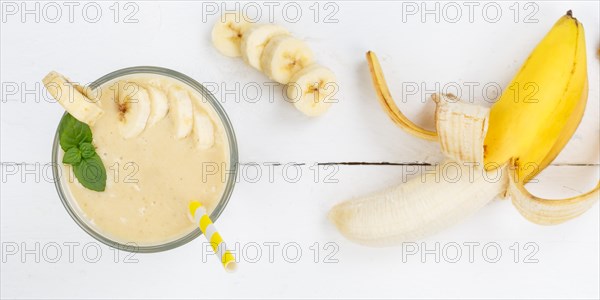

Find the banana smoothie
[[60, 73, 230, 246]]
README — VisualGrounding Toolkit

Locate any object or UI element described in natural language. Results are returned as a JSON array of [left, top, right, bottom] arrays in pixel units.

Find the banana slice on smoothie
[[116, 85, 151, 139], [261, 35, 314, 84], [167, 88, 194, 139], [212, 13, 252, 57], [240, 24, 289, 71], [146, 85, 169, 126], [192, 108, 215, 150], [286, 65, 337, 116], [42, 71, 104, 126]]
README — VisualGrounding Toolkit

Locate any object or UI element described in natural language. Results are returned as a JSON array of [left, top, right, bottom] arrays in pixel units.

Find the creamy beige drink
[[60, 74, 230, 246]]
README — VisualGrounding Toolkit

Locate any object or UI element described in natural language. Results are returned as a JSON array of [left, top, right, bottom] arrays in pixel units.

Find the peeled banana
[[330, 96, 508, 245], [42, 71, 104, 126], [331, 11, 599, 245]]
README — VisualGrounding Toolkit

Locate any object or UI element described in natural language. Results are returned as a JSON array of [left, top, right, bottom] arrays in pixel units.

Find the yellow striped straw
[[189, 201, 237, 272]]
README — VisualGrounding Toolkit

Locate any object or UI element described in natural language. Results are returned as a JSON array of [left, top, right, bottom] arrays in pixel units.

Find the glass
[[51, 66, 238, 253]]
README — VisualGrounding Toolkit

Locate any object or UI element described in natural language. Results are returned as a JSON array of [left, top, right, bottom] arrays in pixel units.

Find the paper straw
[[189, 201, 236, 272]]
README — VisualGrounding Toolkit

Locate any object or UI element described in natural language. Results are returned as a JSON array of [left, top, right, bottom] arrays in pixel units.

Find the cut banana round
[[146, 85, 169, 127], [192, 108, 215, 150], [240, 24, 289, 71], [167, 88, 194, 139], [261, 35, 314, 84], [116, 85, 151, 139], [286, 65, 337, 117], [42, 71, 104, 126], [211, 13, 252, 57]]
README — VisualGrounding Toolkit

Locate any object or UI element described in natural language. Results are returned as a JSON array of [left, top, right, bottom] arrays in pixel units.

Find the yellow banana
[[484, 11, 588, 182], [331, 11, 598, 245]]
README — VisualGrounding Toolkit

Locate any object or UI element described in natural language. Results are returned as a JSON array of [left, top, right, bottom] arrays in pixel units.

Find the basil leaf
[[79, 142, 96, 159], [63, 147, 82, 165], [73, 154, 106, 192], [57, 113, 106, 192], [58, 113, 92, 151]]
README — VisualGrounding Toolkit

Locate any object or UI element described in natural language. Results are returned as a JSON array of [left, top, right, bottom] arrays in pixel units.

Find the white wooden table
[[1, 1, 599, 298]]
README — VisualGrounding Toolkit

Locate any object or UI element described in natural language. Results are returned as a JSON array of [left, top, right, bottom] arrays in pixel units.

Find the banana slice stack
[[43, 72, 215, 148], [212, 13, 337, 116]]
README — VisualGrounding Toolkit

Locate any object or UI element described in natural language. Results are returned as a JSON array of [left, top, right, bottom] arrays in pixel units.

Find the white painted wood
[[1, 1, 598, 298]]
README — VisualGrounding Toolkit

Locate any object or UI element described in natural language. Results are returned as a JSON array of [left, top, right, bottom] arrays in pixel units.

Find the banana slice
[[286, 65, 337, 116], [167, 88, 194, 139], [261, 35, 314, 84], [146, 85, 169, 126], [240, 24, 289, 71], [42, 71, 104, 126], [192, 108, 215, 150], [211, 13, 252, 57], [116, 84, 151, 139]]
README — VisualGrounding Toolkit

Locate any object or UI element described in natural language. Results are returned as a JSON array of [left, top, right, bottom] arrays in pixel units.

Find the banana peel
[[366, 51, 438, 141]]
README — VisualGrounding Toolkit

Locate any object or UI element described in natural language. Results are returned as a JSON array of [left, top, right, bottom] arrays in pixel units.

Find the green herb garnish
[[58, 114, 106, 191]]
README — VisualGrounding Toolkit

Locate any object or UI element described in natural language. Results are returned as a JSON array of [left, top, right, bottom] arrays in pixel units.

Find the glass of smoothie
[[51, 67, 238, 253]]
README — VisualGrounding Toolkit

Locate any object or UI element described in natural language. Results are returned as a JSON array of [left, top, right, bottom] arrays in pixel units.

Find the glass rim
[[52, 66, 239, 253]]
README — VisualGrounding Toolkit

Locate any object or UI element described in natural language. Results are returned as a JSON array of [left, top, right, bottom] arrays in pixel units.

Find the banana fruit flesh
[[241, 24, 290, 71], [330, 161, 508, 246], [192, 108, 215, 150], [261, 35, 314, 84], [330, 96, 508, 245], [43, 72, 216, 150], [146, 85, 170, 126], [331, 11, 598, 245], [434, 94, 488, 163], [287, 65, 337, 116], [42, 72, 104, 126], [167, 88, 194, 140], [211, 13, 252, 57], [211, 13, 337, 116], [115, 84, 151, 139]]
